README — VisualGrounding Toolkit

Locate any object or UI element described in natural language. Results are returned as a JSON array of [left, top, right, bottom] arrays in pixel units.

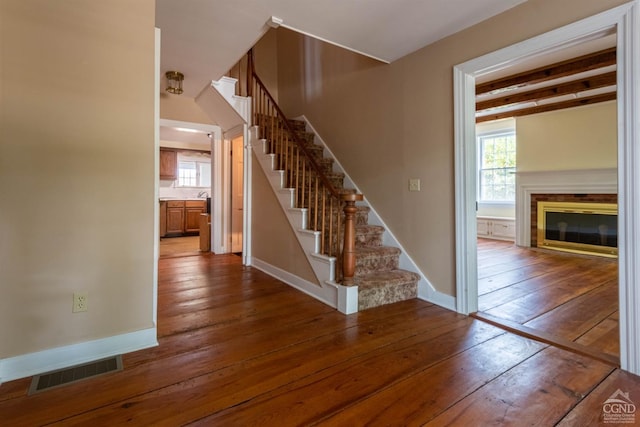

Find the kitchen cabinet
[[160, 148, 177, 180], [161, 199, 206, 236]]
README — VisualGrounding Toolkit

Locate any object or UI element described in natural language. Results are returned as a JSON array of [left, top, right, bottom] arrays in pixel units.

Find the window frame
[[177, 153, 211, 188], [477, 129, 516, 204]]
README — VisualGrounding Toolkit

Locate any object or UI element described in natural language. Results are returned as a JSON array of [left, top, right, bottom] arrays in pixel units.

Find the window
[[177, 153, 211, 187], [478, 131, 516, 202]]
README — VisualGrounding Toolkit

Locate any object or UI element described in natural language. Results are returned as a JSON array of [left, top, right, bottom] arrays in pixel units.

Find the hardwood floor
[[160, 235, 202, 258], [476, 238, 619, 363], [1, 253, 638, 425]]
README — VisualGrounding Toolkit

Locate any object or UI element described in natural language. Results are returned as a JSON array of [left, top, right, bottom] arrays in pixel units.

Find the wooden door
[[230, 137, 244, 253]]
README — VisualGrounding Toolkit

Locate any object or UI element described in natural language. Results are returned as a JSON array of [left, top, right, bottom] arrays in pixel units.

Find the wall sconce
[[165, 71, 184, 94]]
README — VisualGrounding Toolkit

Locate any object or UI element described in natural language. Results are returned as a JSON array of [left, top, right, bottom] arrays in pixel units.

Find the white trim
[[297, 116, 456, 312], [267, 17, 390, 64], [250, 257, 341, 310], [0, 328, 158, 384], [454, 2, 640, 374], [454, 66, 479, 315], [153, 28, 161, 324], [242, 123, 252, 265], [617, 1, 640, 375]]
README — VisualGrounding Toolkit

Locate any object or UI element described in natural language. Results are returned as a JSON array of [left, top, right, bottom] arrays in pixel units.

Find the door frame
[[220, 123, 250, 263], [453, 2, 640, 374]]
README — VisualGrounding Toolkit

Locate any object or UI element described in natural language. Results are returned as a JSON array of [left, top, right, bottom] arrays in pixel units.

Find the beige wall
[[253, 29, 280, 102], [251, 154, 318, 284], [0, 1, 156, 358], [517, 101, 617, 172], [160, 94, 214, 124], [227, 28, 280, 100], [275, 0, 628, 296]]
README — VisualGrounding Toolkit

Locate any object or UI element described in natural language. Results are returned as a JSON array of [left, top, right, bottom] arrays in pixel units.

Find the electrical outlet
[[409, 178, 421, 192], [73, 292, 88, 313]]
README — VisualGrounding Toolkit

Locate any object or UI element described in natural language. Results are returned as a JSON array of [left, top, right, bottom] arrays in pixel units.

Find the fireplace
[[537, 200, 618, 258]]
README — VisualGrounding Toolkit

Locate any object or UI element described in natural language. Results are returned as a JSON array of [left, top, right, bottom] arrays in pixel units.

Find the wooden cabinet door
[[185, 201, 205, 233], [185, 208, 203, 233], [166, 207, 185, 234], [159, 149, 177, 180]]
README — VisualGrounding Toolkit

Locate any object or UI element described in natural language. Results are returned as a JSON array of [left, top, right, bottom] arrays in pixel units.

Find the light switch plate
[[409, 178, 421, 192]]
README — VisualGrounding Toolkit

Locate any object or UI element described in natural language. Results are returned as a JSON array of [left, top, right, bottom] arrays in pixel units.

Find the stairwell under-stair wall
[[249, 115, 456, 314]]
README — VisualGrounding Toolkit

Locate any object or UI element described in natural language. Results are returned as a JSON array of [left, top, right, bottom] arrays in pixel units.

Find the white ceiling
[[156, 0, 528, 98], [160, 126, 211, 146]]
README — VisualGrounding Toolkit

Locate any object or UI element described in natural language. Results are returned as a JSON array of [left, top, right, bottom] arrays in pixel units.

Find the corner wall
[[0, 0, 156, 370]]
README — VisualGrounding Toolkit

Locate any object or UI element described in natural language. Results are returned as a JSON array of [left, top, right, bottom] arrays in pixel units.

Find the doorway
[[454, 3, 640, 374], [472, 46, 619, 359], [157, 119, 219, 258]]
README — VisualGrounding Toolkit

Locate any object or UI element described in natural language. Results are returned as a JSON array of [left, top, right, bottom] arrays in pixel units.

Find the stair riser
[[355, 253, 399, 276], [355, 232, 383, 247], [358, 281, 418, 311]]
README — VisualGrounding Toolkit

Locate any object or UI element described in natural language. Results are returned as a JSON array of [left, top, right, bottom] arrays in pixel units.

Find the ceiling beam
[[476, 92, 616, 123], [476, 47, 616, 96], [476, 71, 616, 111]]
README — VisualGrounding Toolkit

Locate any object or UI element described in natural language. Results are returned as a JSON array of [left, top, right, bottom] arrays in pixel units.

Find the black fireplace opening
[[545, 212, 617, 248]]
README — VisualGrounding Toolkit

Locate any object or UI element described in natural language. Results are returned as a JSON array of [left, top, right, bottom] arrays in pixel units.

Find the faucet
[[197, 191, 209, 198]]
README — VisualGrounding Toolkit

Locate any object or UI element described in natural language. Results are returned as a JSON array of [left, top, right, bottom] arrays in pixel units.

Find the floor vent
[[29, 355, 123, 395]]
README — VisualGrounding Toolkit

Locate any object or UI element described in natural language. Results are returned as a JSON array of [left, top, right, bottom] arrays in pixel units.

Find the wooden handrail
[[250, 72, 341, 199], [247, 49, 363, 285]]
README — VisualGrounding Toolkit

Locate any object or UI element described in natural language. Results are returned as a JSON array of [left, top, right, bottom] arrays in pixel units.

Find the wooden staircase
[[248, 49, 419, 312], [256, 117, 419, 311]]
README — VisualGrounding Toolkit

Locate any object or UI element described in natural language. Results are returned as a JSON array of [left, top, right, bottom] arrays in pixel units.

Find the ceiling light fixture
[[165, 71, 184, 94]]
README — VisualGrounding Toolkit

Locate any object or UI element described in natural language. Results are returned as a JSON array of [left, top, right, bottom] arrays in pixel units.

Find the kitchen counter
[[159, 197, 207, 201]]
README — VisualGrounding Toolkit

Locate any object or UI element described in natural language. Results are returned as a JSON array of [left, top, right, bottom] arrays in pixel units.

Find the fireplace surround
[[515, 169, 617, 248], [536, 199, 618, 257]]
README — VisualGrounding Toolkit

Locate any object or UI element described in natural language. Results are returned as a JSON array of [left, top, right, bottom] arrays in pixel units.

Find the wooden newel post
[[341, 193, 363, 286]]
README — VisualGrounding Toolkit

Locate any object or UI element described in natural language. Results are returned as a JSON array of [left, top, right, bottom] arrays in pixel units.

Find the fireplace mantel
[[515, 168, 617, 247]]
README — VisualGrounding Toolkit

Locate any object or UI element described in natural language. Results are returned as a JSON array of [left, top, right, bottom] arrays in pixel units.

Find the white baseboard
[[417, 287, 457, 311], [250, 257, 340, 309], [0, 327, 158, 384]]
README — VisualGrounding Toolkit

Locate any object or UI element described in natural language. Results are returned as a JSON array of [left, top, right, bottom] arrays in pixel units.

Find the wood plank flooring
[[476, 237, 619, 362], [1, 252, 638, 425], [160, 236, 202, 258]]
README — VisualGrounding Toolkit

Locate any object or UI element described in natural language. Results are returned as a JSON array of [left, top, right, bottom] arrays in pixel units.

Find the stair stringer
[[250, 126, 359, 314], [296, 115, 456, 311]]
